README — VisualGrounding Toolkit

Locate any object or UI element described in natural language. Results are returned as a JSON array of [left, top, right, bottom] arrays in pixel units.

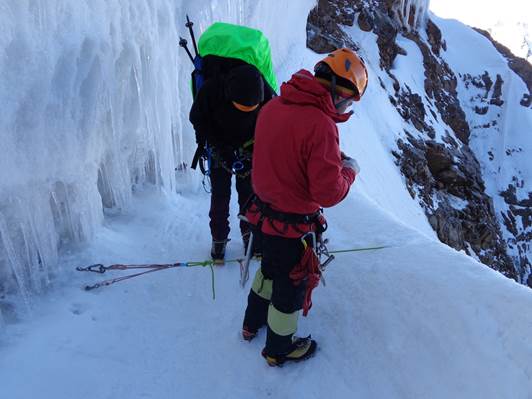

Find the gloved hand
[[342, 156, 360, 174]]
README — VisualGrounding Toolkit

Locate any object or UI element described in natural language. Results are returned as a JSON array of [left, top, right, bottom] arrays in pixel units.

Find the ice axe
[[239, 215, 254, 288]]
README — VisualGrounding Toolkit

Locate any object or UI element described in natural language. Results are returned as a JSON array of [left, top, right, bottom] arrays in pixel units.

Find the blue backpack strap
[[192, 56, 204, 98]]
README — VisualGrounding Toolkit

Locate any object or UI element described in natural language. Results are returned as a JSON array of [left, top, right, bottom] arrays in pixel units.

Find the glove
[[342, 156, 360, 174]]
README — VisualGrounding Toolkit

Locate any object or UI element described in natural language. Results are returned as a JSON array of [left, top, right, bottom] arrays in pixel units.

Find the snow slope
[[430, 0, 532, 62], [1, 190, 531, 399]]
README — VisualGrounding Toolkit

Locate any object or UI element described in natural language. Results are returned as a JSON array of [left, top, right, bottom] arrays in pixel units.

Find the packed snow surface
[[1, 190, 531, 399]]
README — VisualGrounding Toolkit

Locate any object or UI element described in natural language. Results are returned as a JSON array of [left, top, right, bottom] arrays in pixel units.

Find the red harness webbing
[[289, 244, 321, 316]]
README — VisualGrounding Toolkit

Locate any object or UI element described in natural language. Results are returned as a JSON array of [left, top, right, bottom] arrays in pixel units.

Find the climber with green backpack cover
[[181, 18, 277, 263]]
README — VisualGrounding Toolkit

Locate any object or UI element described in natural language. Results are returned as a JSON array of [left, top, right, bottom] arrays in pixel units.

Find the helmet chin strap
[[330, 75, 339, 110], [330, 74, 354, 112]]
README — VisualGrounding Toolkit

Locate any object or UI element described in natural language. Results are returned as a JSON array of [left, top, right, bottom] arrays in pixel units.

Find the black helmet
[[225, 65, 264, 109]]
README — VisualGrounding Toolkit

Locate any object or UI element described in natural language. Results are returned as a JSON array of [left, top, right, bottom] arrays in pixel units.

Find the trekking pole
[[185, 15, 199, 57], [179, 37, 195, 64]]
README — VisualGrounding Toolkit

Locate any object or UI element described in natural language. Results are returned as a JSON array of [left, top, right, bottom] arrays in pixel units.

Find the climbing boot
[[242, 325, 258, 341], [211, 239, 228, 265], [261, 335, 317, 367]]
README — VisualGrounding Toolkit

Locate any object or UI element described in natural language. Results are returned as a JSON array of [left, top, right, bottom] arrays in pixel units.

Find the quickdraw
[[76, 260, 218, 298]]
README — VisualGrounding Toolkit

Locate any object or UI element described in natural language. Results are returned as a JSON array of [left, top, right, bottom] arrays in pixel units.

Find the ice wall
[[0, 0, 188, 319], [0, 0, 315, 321]]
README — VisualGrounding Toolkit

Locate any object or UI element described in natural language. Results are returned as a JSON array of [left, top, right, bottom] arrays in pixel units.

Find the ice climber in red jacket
[[240, 48, 369, 366]]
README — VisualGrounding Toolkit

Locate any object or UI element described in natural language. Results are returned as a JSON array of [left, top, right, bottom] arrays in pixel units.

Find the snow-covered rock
[[307, 0, 531, 287]]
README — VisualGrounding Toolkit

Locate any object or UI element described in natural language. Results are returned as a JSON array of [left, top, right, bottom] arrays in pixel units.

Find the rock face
[[500, 182, 532, 281], [460, 64, 531, 284], [307, 0, 358, 53], [473, 28, 532, 108], [306, 0, 529, 286], [392, 135, 514, 277]]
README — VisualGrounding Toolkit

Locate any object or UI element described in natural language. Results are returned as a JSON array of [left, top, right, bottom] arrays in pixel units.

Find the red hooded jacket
[[247, 69, 356, 237]]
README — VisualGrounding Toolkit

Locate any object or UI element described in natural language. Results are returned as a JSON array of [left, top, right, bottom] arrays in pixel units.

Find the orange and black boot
[[261, 336, 317, 367], [242, 325, 258, 341]]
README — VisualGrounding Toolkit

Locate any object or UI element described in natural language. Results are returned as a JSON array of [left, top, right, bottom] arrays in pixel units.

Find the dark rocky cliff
[[307, 0, 531, 287]]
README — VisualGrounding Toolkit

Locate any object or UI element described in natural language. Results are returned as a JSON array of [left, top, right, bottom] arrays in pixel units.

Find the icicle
[[28, 195, 59, 288], [392, 0, 430, 32], [0, 213, 32, 316]]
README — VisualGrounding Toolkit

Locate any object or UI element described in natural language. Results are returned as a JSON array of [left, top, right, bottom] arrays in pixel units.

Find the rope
[[210, 264, 215, 300], [77, 260, 219, 299], [76, 245, 391, 296], [329, 245, 390, 254]]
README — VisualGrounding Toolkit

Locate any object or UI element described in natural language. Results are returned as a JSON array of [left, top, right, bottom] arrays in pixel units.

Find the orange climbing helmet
[[314, 48, 368, 101]]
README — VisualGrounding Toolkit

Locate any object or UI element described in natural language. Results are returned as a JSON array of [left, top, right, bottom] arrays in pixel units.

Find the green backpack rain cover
[[198, 22, 278, 92]]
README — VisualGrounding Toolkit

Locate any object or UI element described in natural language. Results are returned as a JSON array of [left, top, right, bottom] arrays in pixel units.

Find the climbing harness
[[210, 146, 253, 178], [245, 195, 328, 237], [198, 144, 252, 194]]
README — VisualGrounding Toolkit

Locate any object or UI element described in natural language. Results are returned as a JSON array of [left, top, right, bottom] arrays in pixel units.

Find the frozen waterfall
[[392, 0, 430, 31], [0, 0, 314, 322]]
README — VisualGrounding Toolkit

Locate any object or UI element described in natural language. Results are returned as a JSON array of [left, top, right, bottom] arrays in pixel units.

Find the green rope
[[210, 264, 215, 300], [221, 245, 389, 265], [223, 258, 245, 264], [329, 245, 390, 255], [242, 138, 254, 149], [188, 260, 214, 267], [186, 260, 217, 300]]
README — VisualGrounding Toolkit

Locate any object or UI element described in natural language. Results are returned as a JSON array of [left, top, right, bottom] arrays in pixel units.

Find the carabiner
[[232, 160, 244, 173], [76, 264, 106, 273]]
